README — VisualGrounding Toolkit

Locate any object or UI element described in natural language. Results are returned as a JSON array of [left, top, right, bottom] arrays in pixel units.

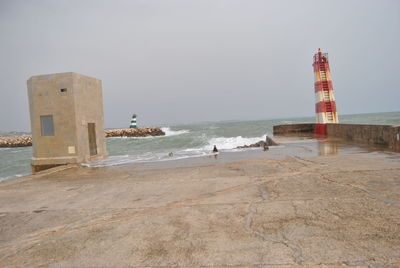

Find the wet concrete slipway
[[0, 137, 399, 267]]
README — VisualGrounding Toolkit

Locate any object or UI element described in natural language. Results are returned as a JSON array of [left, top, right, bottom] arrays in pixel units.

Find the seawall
[[273, 124, 315, 135], [0, 127, 165, 148], [273, 123, 400, 152]]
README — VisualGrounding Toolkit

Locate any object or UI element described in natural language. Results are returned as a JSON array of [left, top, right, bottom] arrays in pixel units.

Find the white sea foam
[[82, 149, 213, 168], [161, 127, 190, 136], [84, 133, 271, 168], [0, 174, 25, 183]]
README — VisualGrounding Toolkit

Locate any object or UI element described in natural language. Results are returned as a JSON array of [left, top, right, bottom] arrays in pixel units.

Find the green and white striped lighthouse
[[130, 114, 137, 128]]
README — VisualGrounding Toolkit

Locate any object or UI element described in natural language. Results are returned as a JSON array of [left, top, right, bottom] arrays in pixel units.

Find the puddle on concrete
[[386, 155, 400, 159]]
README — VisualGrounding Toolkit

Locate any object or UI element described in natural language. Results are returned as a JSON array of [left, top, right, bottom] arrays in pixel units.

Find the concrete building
[[27, 72, 107, 172]]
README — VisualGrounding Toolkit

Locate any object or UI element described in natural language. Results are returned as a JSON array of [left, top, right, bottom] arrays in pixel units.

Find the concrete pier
[[274, 123, 400, 152], [0, 149, 399, 267]]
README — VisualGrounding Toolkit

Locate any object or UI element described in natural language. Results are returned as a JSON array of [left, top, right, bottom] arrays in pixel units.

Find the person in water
[[264, 136, 269, 151], [213, 145, 218, 153], [263, 143, 269, 151]]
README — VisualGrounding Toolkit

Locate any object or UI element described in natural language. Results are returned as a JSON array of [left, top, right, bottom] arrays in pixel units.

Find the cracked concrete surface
[[0, 151, 399, 267]]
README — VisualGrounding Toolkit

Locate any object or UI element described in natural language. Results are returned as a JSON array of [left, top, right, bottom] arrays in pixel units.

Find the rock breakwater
[[236, 137, 278, 149], [0, 127, 165, 147], [0, 136, 32, 147], [105, 127, 165, 138]]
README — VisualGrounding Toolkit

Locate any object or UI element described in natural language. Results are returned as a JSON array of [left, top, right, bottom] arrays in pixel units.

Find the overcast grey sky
[[0, 0, 399, 131]]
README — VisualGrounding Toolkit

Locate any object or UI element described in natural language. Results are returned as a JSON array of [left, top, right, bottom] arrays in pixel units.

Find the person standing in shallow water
[[264, 136, 269, 151], [212, 145, 219, 159]]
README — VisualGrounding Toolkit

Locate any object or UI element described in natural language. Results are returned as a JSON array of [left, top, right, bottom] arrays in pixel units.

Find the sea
[[1, 111, 399, 183]]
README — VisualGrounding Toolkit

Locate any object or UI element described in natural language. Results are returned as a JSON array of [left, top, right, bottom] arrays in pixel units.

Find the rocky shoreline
[[0, 127, 165, 148], [236, 136, 278, 149]]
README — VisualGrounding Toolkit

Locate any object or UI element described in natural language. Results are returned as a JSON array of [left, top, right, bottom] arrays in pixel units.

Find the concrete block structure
[[27, 72, 107, 172]]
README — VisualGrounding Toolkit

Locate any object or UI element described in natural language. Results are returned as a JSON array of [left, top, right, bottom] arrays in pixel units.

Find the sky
[[0, 0, 399, 131]]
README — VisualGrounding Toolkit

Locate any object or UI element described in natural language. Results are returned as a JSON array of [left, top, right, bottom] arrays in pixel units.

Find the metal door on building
[[88, 123, 97, 156]]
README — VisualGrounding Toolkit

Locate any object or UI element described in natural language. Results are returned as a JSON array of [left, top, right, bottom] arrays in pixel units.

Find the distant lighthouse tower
[[130, 114, 137, 128], [313, 48, 339, 135]]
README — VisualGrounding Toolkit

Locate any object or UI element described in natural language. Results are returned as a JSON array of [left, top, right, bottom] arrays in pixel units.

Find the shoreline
[[0, 135, 392, 184], [83, 135, 387, 170]]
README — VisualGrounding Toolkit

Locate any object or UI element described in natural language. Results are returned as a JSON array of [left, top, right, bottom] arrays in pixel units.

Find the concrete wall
[[326, 124, 400, 152], [27, 72, 107, 172], [73, 73, 107, 162], [273, 123, 400, 152], [273, 123, 316, 135], [28, 73, 78, 163]]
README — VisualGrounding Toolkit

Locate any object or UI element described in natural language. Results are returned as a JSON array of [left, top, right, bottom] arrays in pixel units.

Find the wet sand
[[0, 138, 399, 267]]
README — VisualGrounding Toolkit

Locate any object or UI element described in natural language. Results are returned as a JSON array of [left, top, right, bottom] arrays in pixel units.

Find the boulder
[[236, 137, 278, 149], [266, 136, 278, 146]]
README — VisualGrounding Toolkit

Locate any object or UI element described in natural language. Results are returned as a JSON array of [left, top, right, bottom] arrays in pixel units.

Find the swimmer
[[213, 145, 218, 153]]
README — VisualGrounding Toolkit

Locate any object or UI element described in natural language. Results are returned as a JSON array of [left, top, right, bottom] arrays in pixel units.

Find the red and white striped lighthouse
[[313, 48, 339, 135]]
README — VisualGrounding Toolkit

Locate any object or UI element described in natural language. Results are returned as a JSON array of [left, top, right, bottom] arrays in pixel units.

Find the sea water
[[1, 112, 399, 182]]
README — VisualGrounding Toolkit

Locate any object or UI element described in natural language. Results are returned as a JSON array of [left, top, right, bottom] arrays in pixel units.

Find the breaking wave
[[0, 174, 25, 183], [82, 150, 214, 168], [161, 127, 190, 136]]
